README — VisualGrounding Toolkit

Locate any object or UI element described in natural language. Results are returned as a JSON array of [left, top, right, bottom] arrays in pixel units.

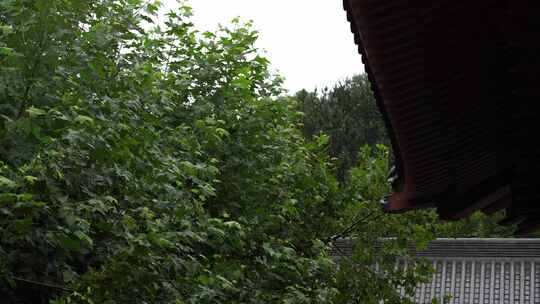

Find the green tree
[[296, 75, 388, 181], [332, 145, 434, 303]]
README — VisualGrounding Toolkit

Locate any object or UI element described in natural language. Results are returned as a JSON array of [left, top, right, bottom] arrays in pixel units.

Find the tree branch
[[326, 210, 381, 242], [12, 276, 73, 292]]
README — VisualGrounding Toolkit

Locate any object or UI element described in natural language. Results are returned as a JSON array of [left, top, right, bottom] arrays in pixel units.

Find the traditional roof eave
[[343, 0, 540, 234]]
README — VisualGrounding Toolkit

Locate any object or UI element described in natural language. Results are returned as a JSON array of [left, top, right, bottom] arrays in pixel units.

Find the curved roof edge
[[342, 0, 540, 234], [343, 0, 408, 211]]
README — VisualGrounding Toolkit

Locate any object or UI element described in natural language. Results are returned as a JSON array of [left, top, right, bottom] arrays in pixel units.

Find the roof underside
[[344, 0, 540, 234]]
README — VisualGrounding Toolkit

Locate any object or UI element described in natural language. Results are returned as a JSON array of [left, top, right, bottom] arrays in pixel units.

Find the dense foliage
[[0, 1, 514, 303], [296, 75, 388, 181]]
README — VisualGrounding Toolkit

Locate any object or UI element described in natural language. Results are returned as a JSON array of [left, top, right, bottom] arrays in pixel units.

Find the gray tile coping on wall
[[331, 238, 540, 304]]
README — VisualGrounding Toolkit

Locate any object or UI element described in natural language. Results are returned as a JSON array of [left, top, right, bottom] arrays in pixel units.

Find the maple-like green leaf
[[25, 106, 47, 117], [0, 175, 16, 189]]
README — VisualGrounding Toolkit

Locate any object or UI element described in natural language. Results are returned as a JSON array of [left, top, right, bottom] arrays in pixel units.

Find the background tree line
[[296, 74, 388, 181]]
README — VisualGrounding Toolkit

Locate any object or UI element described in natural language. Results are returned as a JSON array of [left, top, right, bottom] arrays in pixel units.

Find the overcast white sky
[[161, 0, 365, 93]]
